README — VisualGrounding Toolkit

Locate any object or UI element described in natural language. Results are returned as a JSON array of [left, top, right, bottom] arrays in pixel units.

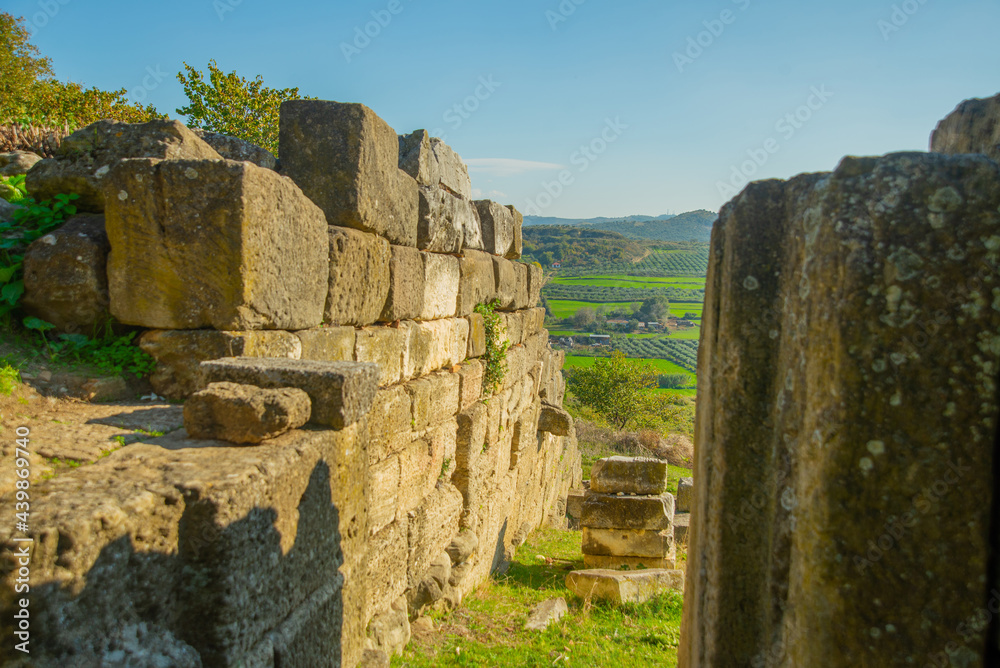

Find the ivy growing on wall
[[475, 300, 509, 398]]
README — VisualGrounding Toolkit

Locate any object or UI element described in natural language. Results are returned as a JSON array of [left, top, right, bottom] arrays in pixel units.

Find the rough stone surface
[[524, 598, 567, 631], [191, 129, 278, 170], [680, 151, 1000, 668], [445, 531, 479, 566], [140, 330, 302, 399], [366, 606, 410, 658], [105, 158, 328, 331], [417, 186, 475, 254], [582, 527, 673, 558], [296, 326, 356, 362], [583, 552, 675, 571], [567, 569, 684, 604], [537, 403, 572, 436], [566, 489, 585, 522], [526, 262, 543, 308], [201, 357, 379, 429], [466, 313, 486, 358], [930, 92, 1000, 162], [511, 262, 530, 311], [673, 512, 690, 545], [492, 256, 516, 308], [325, 226, 390, 326], [26, 119, 221, 211], [184, 382, 312, 444], [381, 245, 424, 322], [398, 130, 473, 200], [475, 200, 515, 256], [0, 150, 42, 175], [420, 252, 460, 320], [0, 198, 22, 223], [457, 250, 496, 316], [280, 101, 418, 246], [590, 456, 668, 495], [676, 477, 694, 513], [506, 206, 523, 260], [355, 326, 404, 387], [581, 493, 673, 531], [21, 213, 111, 333]]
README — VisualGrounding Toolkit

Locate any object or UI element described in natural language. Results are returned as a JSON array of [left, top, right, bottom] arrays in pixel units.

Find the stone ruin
[[680, 92, 1000, 667], [0, 102, 582, 667]]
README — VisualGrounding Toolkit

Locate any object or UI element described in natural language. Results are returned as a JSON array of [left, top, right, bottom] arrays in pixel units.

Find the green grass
[[563, 355, 693, 377], [550, 275, 707, 289], [394, 528, 683, 668], [546, 300, 637, 320], [0, 362, 21, 396]]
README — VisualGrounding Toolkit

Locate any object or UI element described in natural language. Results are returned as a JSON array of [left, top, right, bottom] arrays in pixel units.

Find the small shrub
[[475, 300, 509, 398], [658, 373, 691, 389], [0, 362, 20, 396]]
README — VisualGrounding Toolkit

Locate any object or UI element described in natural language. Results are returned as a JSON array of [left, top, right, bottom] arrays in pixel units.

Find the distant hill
[[521, 227, 646, 269], [524, 210, 717, 242]]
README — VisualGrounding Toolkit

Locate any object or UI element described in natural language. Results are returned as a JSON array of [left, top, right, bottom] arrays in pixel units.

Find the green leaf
[[0, 264, 20, 283], [22, 315, 54, 331], [1, 280, 24, 305]]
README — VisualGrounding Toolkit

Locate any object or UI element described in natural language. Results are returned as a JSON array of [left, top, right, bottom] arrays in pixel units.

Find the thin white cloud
[[465, 158, 564, 177], [471, 188, 509, 199]]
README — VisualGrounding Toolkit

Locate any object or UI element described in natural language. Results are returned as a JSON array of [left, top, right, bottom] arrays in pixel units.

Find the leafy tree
[[567, 351, 660, 430], [176, 60, 314, 154], [638, 295, 670, 322], [571, 307, 596, 330]]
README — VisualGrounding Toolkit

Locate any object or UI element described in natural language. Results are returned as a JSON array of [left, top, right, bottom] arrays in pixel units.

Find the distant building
[[607, 319, 629, 326], [551, 262, 561, 268]]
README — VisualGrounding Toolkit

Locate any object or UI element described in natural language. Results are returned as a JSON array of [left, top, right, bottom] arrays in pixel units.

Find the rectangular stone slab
[[582, 527, 674, 558], [581, 492, 673, 530], [201, 357, 379, 430], [417, 186, 473, 254], [590, 456, 668, 495], [475, 200, 514, 256], [325, 226, 390, 326], [381, 245, 424, 321], [566, 569, 684, 605], [583, 552, 675, 571]]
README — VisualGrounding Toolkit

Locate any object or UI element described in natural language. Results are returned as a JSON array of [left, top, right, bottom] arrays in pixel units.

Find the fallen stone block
[[421, 252, 460, 320], [280, 100, 418, 245], [538, 403, 572, 436], [190, 129, 278, 170], [581, 493, 673, 531], [457, 249, 496, 316], [381, 245, 425, 322], [524, 598, 567, 631], [105, 158, 328, 330], [21, 213, 111, 333], [590, 456, 668, 495], [184, 382, 312, 444], [296, 326, 356, 362], [398, 130, 473, 200], [566, 569, 684, 605], [0, 150, 41, 176], [475, 200, 515, 256], [582, 527, 673, 558], [676, 477, 694, 513], [325, 226, 390, 326], [26, 119, 221, 211], [417, 186, 474, 253], [201, 357, 379, 429]]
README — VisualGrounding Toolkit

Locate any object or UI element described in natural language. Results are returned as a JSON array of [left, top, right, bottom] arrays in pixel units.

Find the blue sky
[[8, 0, 999, 218]]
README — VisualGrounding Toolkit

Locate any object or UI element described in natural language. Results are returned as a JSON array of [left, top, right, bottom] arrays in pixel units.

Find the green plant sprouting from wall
[[475, 300, 509, 398]]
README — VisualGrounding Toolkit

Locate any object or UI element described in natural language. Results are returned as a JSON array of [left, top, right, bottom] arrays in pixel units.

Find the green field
[[546, 299, 636, 320], [564, 354, 694, 377], [550, 275, 707, 289]]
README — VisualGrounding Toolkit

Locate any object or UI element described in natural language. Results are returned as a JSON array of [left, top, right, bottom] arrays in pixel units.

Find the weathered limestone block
[[524, 598, 567, 631], [367, 385, 413, 464], [26, 119, 221, 211], [590, 456, 668, 495], [398, 130, 473, 200], [280, 101, 419, 246], [676, 477, 694, 513], [425, 372, 461, 426], [582, 527, 673, 558], [429, 419, 459, 481], [140, 329, 302, 399], [475, 200, 515, 256], [398, 438, 435, 516], [201, 357, 379, 429], [673, 513, 690, 545], [511, 262, 530, 311], [366, 520, 408, 627], [421, 252, 460, 320], [446, 531, 479, 565], [21, 214, 110, 333], [368, 454, 401, 536], [457, 249, 496, 316], [296, 326, 356, 362], [581, 493, 674, 531], [457, 359, 484, 410], [502, 311, 523, 345], [0, 150, 41, 176], [404, 377, 434, 432], [506, 206, 523, 260], [417, 186, 474, 253], [365, 603, 410, 659], [106, 158, 328, 330], [454, 403, 489, 515], [566, 569, 684, 604], [538, 403, 572, 436], [190, 128, 278, 170], [407, 483, 464, 586], [680, 152, 1000, 668], [184, 382, 312, 444], [583, 551, 675, 571], [492, 256, 516, 308], [450, 317, 470, 367], [355, 326, 404, 386], [930, 92, 1000, 162], [326, 226, 390, 326], [381, 245, 425, 322], [566, 489, 585, 523], [527, 263, 543, 308], [466, 313, 486, 358]]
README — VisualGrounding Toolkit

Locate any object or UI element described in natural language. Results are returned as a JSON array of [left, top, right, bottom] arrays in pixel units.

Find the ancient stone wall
[[680, 96, 1000, 667], [0, 103, 579, 667]]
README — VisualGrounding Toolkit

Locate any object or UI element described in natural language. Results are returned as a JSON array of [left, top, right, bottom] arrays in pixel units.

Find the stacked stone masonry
[[1, 103, 576, 668]]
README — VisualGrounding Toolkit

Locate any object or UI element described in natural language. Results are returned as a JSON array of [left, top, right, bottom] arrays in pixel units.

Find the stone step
[[566, 568, 684, 605]]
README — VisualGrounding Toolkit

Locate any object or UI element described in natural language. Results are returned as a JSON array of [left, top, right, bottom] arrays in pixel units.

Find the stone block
[[526, 263, 543, 308], [475, 200, 514, 256], [673, 512, 690, 545], [457, 249, 496, 316], [446, 531, 479, 566], [368, 454, 401, 536], [582, 527, 674, 558], [21, 214, 110, 334], [590, 456, 668, 495], [931, 92, 1000, 162], [184, 382, 312, 444], [367, 520, 409, 622], [399, 321, 430, 380], [511, 262, 530, 311], [429, 419, 458, 480], [417, 186, 474, 253], [27, 119, 221, 211], [296, 326, 356, 362], [425, 371, 461, 425], [105, 158, 328, 330], [367, 385, 413, 464], [566, 569, 684, 605], [399, 130, 473, 200], [581, 493, 673, 531], [450, 317, 470, 366], [140, 329, 303, 399], [279, 101, 418, 245], [538, 403, 572, 436], [492, 256, 516, 308], [506, 206, 523, 260], [404, 377, 433, 432], [524, 598, 567, 631], [676, 477, 694, 513], [355, 326, 404, 386], [381, 245, 424, 322], [201, 357, 379, 430], [582, 551, 676, 571], [567, 489, 585, 521], [398, 438, 435, 516], [0, 150, 41, 176], [502, 311, 523, 345], [457, 360, 483, 410], [325, 226, 390, 326], [466, 313, 486, 358], [420, 252, 460, 320], [190, 129, 277, 170], [365, 605, 410, 659], [407, 483, 464, 586]]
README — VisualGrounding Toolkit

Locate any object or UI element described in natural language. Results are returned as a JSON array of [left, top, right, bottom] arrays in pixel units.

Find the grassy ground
[[549, 275, 707, 289], [394, 529, 684, 668], [563, 354, 693, 378]]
